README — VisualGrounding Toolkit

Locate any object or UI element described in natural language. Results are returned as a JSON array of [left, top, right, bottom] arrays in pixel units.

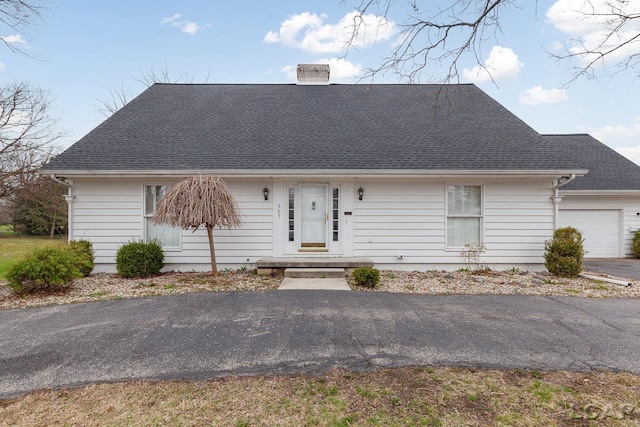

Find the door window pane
[[332, 188, 339, 242], [301, 185, 327, 246], [288, 187, 295, 242]]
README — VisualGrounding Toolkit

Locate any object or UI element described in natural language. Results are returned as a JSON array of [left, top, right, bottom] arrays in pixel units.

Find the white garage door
[[558, 210, 620, 258]]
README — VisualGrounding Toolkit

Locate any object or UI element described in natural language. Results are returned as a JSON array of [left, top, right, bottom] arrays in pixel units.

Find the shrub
[[632, 230, 640, 258], [6, 246, 82, 294], [116, 240, 164, 278], [68, 240, 94, 277], [351, 267, 380, 288], [544, 227, 584, 278]]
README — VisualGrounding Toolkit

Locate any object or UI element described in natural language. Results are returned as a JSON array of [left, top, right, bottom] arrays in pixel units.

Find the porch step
[[257, 257, 373, 277], [278, 278, 351, 291], [285, 268, 345, 279]]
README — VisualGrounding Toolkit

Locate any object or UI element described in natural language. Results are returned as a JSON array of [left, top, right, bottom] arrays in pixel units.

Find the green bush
[[6, 246, 82, 294], [116, 240, 164, 278], [68, 240, 94, 277], [351, 267, 380, 288], [632, 230, 640, 258], [544, 227, 584, 278]]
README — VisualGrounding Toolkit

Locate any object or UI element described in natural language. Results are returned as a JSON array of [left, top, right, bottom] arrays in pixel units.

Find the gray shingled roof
[[543, 134, 640, 191], [44, 83, 584, 172]]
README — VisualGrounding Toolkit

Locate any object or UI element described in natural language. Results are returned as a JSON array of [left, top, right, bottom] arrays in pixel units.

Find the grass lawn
[[0, 224, 14, 237], [1, 367, 638, 426], [0, 228, 67, 279]]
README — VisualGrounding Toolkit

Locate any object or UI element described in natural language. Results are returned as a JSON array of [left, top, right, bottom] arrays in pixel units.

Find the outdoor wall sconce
[[263, 186, 269, 201], [358, 187, 364, 201]]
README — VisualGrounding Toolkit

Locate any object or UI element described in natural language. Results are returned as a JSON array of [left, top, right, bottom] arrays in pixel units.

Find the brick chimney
[[296, 64, 330, 85]]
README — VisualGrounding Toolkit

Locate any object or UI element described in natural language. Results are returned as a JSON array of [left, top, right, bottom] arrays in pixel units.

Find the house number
[[277, 203, 281, 218]]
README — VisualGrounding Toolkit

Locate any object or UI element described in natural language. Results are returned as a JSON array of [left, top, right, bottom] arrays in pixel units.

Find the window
[[144, 185, 180, 248], [447, 185, 482, 248], [288, 187, 295, 242], [332, 188, 339, 241]]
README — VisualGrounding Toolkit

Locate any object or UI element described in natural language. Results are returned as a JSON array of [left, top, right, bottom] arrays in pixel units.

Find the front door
[[300, 184, 328, 249]]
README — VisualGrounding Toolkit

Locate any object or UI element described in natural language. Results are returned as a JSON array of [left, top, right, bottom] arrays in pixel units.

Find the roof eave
[[45, 168, 589, 179], [560, 189, 640, 196]]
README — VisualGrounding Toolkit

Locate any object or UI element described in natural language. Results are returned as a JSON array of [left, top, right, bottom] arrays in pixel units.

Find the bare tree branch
[[97, 82, 132, 118], [98, 66, 211, 117], [343, 0, 639, 84], [0, 2, 63, 204], [547, 1, 640, 83], [346, 0, 514, 82], [0, 82, 63, 199], [0, 0, 41, 54]]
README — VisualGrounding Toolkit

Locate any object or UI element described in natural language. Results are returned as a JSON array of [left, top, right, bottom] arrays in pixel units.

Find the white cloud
[[181, 22, 200, 35], [462, 46, 523, 83], [281, 58, 363, 82], [0, 62, 5, 71], [323, 58, 362, 80], [265, 11, 396, 54], [2, 34, 26, 45], [281, 65, 296, 79], [161, 13, 207, 35], [547, 0, 640, 64], [519, 86, 568, 105], [161, 13, 181, 24], [591, 117, 640, 142], [585, 117, 640, 164]]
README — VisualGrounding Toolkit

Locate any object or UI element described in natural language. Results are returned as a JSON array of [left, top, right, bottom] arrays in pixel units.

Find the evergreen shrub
[[115, 240, 164, 278], [68, 239, 94, 277], [6, 246, 81, 294], [351, 267, 381, 288], [544, 227, 584, 278], [632, 230, 640, 258]]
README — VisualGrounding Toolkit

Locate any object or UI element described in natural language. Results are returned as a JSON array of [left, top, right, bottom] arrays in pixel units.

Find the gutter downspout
[[552, 174, 576, 229], [50, 174, 74, 243]]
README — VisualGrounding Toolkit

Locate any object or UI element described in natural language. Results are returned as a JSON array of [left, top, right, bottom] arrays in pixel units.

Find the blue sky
[[2, 0, 639, 163]]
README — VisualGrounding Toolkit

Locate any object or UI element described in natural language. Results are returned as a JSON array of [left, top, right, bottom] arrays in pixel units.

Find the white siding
[[559, 195, 640, 257], [353, 178, 554, 270], [73, 176, 558, 272], [72, 179, 142, 268], [71, 178, 273, 272], [484, 179, 554, 265]]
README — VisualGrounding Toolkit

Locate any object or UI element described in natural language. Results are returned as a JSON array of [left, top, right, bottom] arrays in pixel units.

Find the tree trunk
[[49, 217, 56, 239], [206, 224, 217, 275]]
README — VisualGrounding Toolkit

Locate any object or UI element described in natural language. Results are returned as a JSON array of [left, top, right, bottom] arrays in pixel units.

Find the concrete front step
[[256, 257, 373, 276], [285, 268, 345, 278], [278, 278, 351, 291]]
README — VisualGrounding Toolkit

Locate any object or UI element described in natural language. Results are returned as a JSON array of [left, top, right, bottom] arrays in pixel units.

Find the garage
[[558, 210, 621, 258]]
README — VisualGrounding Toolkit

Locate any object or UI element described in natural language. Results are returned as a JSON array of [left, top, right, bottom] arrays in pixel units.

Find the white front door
[[279, 182, 351, 256], [300, 184, 328, 248]]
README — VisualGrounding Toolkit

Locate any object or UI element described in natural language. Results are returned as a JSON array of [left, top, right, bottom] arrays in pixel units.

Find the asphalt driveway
[[1, 291, 639, 399], [584, 258, 640, 281]]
